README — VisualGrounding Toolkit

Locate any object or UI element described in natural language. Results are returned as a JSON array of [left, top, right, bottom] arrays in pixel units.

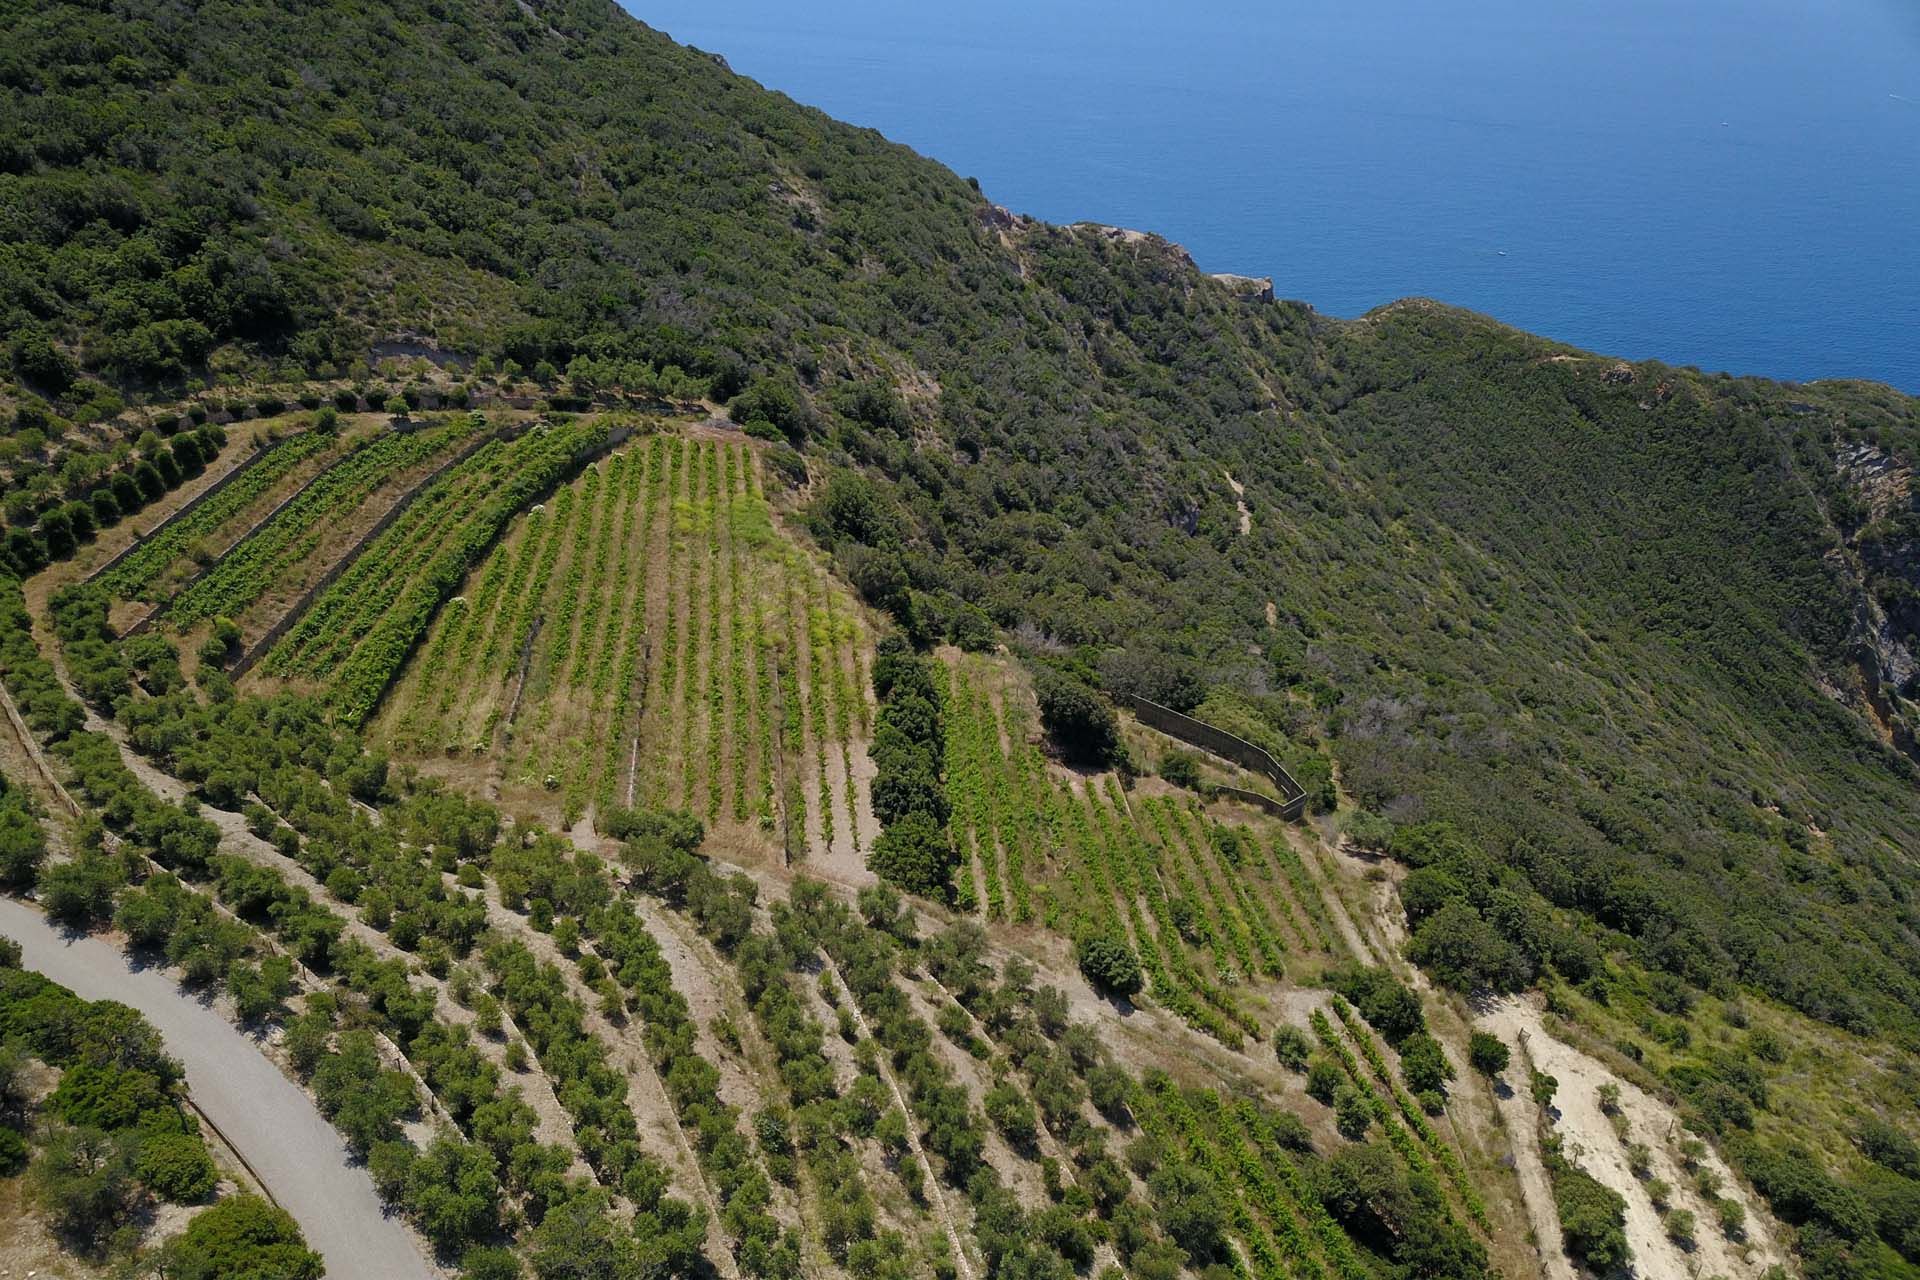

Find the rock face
[[1208, 272, 1275, 303], [1830, 439, 1920, 752]]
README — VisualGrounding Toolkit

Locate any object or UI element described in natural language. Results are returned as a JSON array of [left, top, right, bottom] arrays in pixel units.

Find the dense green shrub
[[152, 1194, 323, 1279], [135, 1129, 217, 1202], [1033, 668, 1120, 768], [1075, 932, 1143, 998]]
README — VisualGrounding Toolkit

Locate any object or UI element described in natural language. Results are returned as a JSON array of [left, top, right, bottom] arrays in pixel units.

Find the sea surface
[[631, 0, 1920, 391]]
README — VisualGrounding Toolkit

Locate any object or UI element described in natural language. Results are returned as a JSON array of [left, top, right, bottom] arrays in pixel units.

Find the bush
[[0, 796, 48, 887], [868, 809, 957, 900], [1397, 1032, 1453, 1094], [1342, 809, 1394, 853], [1327, 965, 1424, 1045], [461, 1245, 524, 1280], [1074, 932, 1142, 998], [1332, 1087, 1371, 1141], [1273, 1024, 1312, 1071], [1158, 750, 1201, 790], [1306, 1057, 1342, 1105], [1545, 1138, 1629, 1272], [52, 1062, 168, 1130], [1467, 1030, 1509, 1078], [1033, 668, 1120, 767], [136, 1130, 217, 1202], [153, 1193, 322, 1279], [39, 850, 126, 926]]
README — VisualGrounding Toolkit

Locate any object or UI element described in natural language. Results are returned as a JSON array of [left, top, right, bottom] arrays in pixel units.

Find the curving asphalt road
[[0, 896, 438, 1280]]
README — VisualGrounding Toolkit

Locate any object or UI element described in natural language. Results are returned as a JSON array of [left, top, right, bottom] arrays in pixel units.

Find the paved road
[[0, 896, 438, 1280]]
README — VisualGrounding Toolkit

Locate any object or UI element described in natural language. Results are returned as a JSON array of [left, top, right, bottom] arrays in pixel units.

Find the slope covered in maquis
[[4, 3, 1920, 1268]]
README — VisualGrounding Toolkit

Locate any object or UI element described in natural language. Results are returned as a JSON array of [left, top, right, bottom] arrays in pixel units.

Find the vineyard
[[377, 429, 876, 850], [260, 417, 612, 723], [941, 653, 1349, 1047], [93, 426, 338, 604], [79, 416, 497, 666]]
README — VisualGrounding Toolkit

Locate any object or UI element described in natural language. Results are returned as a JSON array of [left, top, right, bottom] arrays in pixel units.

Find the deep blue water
[[630, 0, 1920, 391]]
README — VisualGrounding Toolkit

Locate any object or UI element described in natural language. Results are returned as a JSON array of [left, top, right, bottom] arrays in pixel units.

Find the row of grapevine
[[265, 421, 610, 723], [1309, 1005, 1489, 1235], [96, 428, 336, 601], [1133, 1074, 1373, 1280], [1157, 798, 1294, 975], [1268, 838, 1343, 954], [1088, 778, 1256, 1044], [369, 430, 873, 851], [168, 420, 474, 628], [937, 656, 1061, 924], [942, 667, 1001, 917]]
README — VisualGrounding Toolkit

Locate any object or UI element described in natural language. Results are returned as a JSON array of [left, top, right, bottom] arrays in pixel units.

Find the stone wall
[[1120, 693, 1307, 819]]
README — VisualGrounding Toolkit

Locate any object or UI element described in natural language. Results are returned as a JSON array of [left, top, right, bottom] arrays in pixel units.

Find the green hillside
[[5, 2, 1920, 1276], [8, 0, 1914, 1038]]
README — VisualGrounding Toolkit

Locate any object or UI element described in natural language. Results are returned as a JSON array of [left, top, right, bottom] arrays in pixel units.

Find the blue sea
[[630, 0, 1920, 391]]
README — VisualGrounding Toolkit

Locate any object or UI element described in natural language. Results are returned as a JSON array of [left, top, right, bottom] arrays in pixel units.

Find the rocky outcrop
[[1070, 221, 1197, 268], [1829, 439, 1920, 752], [1208, 272, 1274, 303]]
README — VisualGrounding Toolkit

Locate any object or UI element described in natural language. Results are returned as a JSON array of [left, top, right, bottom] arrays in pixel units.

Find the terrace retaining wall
[[1120, 693, 1308, 820]]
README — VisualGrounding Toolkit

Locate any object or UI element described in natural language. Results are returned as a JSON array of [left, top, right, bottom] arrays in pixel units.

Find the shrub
[[1074, 932, 1142, 998], [868, 809, 957, 900], [136, 1130, 217, 1201], [1467, 1030, 1509, 1078], [1158, 750, 1201, 790], [1033, 668, 1120, 767], [153, 1193, 322, 1279], [1327, 965, 1425, 1045], [39, 850, 126, 926], [31, 1125, 137, 1247], [1332, 1086, 1371, 1140], [52, 1062, 168, 1130], [1545, 1138, 1629, 1272], [1397, 1032, 1453, 1094], [1273, 1024, 1312, 1071], [1306, 1057, 1343, 1105]]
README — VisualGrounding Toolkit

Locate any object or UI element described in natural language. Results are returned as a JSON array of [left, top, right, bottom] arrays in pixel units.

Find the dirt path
[[1283, 828, 1371, 963], [1480, 996, 1789, 1280], [0, 896, 440, 1280], [1481, 1018, 1580, 1280], [817, 954, 980, 1280], [1223, 470, 1252, 535], [475, 887, 741, 1280]]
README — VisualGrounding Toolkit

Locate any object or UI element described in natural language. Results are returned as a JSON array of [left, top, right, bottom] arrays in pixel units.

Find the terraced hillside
[[3, 0, 1919, 1278], [2, 393, 1873, 1280]]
